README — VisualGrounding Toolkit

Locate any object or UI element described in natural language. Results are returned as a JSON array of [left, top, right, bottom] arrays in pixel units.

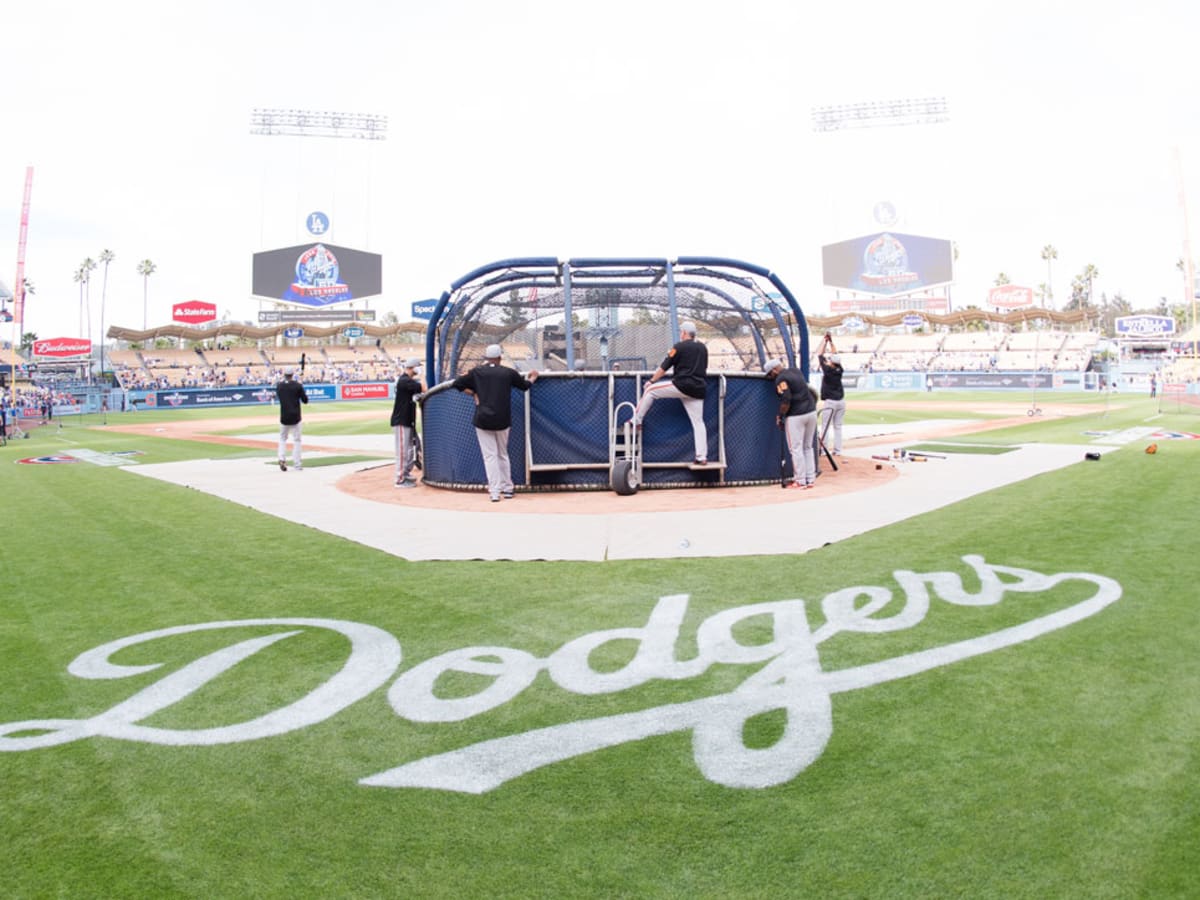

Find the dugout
[[419, 257, 812, 491]]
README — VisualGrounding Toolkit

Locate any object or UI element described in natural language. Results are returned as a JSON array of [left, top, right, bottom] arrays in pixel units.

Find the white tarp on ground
[[124, 439, 1108, 562]]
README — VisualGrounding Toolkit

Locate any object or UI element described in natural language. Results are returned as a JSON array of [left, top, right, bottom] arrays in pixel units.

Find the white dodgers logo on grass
[[0, 556, 1121, 794]]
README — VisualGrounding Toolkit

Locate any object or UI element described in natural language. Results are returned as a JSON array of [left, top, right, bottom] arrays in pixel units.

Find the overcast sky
[[3, 0, 1200, 341]]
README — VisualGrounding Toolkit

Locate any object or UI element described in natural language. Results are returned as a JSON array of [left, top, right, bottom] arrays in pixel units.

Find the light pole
[[81, 257, 96, 383]]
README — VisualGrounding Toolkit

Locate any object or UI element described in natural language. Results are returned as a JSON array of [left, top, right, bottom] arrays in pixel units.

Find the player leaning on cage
[[817, 333, 846, 456], [764, 357, 818, 489], [453, 344, 538, 502], [390, 358, 425, 488], [634, 321, 709, 465]]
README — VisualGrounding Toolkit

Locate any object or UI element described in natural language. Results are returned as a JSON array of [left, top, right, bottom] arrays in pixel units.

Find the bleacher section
[[820, 329, 1099, 374], [103, 329, 1105, 388], [871, 333, 942, 372]]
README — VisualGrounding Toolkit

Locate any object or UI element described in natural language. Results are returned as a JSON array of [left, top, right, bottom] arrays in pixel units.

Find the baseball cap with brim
[[829, 353, 841, 364], [485, 344, 503, 359], [763, 358, 783, 374], [404, 358, 422, 369], [680, 321, 698, 336], [283, 367, 295, 376]]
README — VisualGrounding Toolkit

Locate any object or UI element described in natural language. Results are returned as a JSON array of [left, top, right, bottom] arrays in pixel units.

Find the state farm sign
[[172, 301, 217, 325], [987, 285, 1034, 309], [32, 337, 92, 358]]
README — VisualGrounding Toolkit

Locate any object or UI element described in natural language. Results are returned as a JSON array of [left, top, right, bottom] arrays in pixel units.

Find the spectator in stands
[[275, 368, 308, 472]]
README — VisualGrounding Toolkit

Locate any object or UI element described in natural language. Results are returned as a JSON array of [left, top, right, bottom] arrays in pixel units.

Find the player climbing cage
[[417, 257, 813, 492]]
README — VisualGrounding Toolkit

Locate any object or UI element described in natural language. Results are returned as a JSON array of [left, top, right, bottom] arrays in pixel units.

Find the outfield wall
[[822, 370, 1090, 392]]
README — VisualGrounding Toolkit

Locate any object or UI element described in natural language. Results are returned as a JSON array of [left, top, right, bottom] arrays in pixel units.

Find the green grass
[[2, 396, 1199, 898]]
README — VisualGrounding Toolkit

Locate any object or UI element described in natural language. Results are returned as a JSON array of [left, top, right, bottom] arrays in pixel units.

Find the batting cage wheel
[[418, 257, 812, 492], [611, 458, 638, 495]]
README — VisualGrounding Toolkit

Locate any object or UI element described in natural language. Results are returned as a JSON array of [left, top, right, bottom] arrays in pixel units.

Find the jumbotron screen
[[822, 231, 953, 295], [252, 242, 383, 306]]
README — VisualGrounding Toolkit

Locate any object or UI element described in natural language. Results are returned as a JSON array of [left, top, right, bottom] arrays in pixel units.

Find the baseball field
[[2, 390, 1197, 898]]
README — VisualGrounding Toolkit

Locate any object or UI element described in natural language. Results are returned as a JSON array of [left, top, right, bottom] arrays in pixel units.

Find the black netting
[[428, 259, 806, 383]]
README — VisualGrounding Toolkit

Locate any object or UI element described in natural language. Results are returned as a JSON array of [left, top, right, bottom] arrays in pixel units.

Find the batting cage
[[419, 257, 812, 491]]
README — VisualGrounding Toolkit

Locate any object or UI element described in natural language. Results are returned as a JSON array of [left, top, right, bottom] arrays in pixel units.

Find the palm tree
[[1040, 245, 1058, 309], [98, 249, 115, 381], [18, 278, 34, 325], [73, 264, 89, 336], [1082, 264, 1099, 308], [136, 259, 156, 330], [993, 273, 1011, 286]]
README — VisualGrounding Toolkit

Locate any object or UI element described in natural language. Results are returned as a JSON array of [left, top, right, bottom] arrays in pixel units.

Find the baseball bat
[[817, 431, 839, 472], [779, 422, 788, 488]]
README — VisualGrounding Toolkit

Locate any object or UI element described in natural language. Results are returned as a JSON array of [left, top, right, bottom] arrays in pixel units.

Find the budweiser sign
[[172, 300, 217, 325], [32, 337, 91, 358], [987, 285, 1034, 309]]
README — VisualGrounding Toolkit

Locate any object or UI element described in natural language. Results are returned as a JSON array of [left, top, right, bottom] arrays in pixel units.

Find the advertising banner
[[340, 383, 389, 400], [829, 296, 950, 314], [822, 231, 954, 295], [411, 299, 438, 321], [875, 372, 925, 390], [154, 384, 339, 409], [172, 301, 217, 325], [252, 242, 383, 306], [926, 372, 1054, 390], [1115, 315, 1175, 336], [32, 337, 92, 358], [987, 285, 1034, 309], [258, 309, 376, 323]]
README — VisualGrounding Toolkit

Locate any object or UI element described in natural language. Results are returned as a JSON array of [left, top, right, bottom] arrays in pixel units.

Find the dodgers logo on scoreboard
[[306, 211, 330, 236], [862, 233, 919, 291], [289, 244, 351, 304]]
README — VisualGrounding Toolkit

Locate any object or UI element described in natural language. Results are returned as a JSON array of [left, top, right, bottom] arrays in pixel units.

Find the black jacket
[[452, 363, 533, 430], [276, 378, 308, 425]]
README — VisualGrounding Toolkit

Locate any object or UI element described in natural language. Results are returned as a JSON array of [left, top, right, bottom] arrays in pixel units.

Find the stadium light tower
[[249, 108, 388, 141], [811, 97, 950, 132]]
